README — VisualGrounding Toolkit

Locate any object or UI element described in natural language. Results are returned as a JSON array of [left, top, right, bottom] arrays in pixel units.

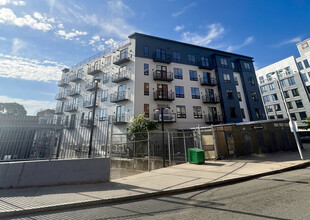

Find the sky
[[0, 0, 309, 115]]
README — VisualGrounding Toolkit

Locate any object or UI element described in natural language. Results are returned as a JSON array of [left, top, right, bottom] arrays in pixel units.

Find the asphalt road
[[9, 166, 310, 220]]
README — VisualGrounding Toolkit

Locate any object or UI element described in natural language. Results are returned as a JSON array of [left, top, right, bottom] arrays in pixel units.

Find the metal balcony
[[64, 104, 78, 112], [55, 107, 64, 114], [57, 78, 69, 87], [153, 91, 175, 101], [80, 119, 94, 128], [55, 93, 66, 100], [85, 82, 97, 91], [154, 113, 176, 123], [83, 100, 97, 108], [111, 71, 130, 83], [87, 66, 102, 75], [70, 73, 83, 82], [152, 53, 172, 64], [113, 53, 132, 65], [153, 71, 174, 82], [114, 113, 130, 124], [202, 95, 220, 103], [198, 61, 215, 70], [200, 77, 217, 86], [67, 88, 81, 96], [204, 114, 223, 124], [110, 91, 131, 103]]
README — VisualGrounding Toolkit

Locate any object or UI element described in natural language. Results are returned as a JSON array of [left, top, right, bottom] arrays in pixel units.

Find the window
[[266, 105, 273, 113], [277, 70, 283, 78], [269, 116, 275, 119], [191, 87, 200, 99], [302, 42, 309, 49], [229, 107, 237, 118], [248, 77, 255, 86], [287, 102, 293, 109], [69, 114, 76, 128], [226, 89, 234, 100], [267, 74, 273, 82], [261, 85, 268, 93], [234, 77, 239, 85], [263, 95, 270, 103], [144, 63, 149, 75], [188, 54, 195, 64], [176, 105, 186, 118], [290, 113, 296, 120], [99, 109, 107, 121], [271, 93, 278, 101], [231, 62, 235, 69], [285, 67, 292, 75], [299, 112, 307, 120], [292, 88, 299, 97], [105, 55, 111, 66], [193, 106, 202, 118], [259, 76, 264, 84], [287, 77, 296, 86], [244, 63, 251, 70], [274, 104, 281, 111], [223, 73, 231, 83], [251, 92, 258, 102], [255, 108, 263, 119], [103, 73, 109, 83], [144, 83, 149, 95], [201, 57, 209, 67], [301, 73, 308, 82], [297, 62, 304, 70], [307, 85, 310, 94], [144, 104, 149, 118], [189, 70, 198, 81], [172, 52, 181, 62], [268, 83, 275, 91], [283, 91, 289, 98], [241, 108, 246, 119], [304, 59, 310, 68], [237, 92, 242, 101], [174, 68, 183, 79], [277, 115, 283, 119], [295, 100, 304, 108], [220, 58, 227, 67], [155, 48, 166, 59], [144, 46, 149, 57], [101, 89, 108, 101], [280, 79, 286, 87], [175, 86, 185, 98]]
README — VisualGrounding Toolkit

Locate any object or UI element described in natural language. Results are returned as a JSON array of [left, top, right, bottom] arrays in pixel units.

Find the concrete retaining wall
[[0, 158, 110, 189]]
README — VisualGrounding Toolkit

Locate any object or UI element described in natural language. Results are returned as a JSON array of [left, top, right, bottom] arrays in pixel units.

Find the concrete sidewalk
[[0, 145, 310, 218]]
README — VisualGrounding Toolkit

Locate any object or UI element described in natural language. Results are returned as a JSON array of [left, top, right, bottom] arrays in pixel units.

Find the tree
[[129, 114, 158, 134], [36, 109, 55, 118], [0, 103, 27, 116]]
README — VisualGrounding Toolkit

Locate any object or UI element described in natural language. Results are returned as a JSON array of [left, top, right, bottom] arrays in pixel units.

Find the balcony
[[102, 77, 109, 84], [80, 119, 94, 128], [85, 82, 98, 91], [153, 91, 175, 101], [83, 99, 97, 108], [67, 88, 81, 96], [154, 113, 176, 123], [204, 114, 223, 124], [198, 61, 215, 70], [202, 95, 220, 103], [110, 91, 131, 103], [64, 104, 78, 112], [111, 71, 130, 83], [153, 71, 174, 82], [152, 53, 172, 64], [70, 73, 83, 82], [114, 113, 130, 124], [55, 107, 64, 114], [200, 77, 217, 86], [113, 53, 132, 65], [87, 66, 102, 75], [57, 78, 69, 87], [55, 93, 66, 100]]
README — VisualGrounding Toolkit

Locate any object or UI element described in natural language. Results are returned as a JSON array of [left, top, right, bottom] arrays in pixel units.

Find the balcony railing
[[154, 113, 176, 123], [204, 114, 223, 124], [202, 95, 220, 103], [153, 91, 175, 101], [153, 71, 174, 82], [113, 53, 132, 65], [102, 77, 109, 84], [80, 119, 94, 128], [111, 70, 130, 83], [114, 113, 130, 124], [200, 77, 217, 86], [55, 106, 64, 114], [87, 65, 102, 75], [69, 73, 83, 82], [66, 88, 81, 96], [152, 53, 172, 64], [83, 99, 97, 108], [85, 82, 97, 91], [64, 104, 78, 112], [110, 91, 131, 103], [57, 78, 69, 87], [198, 61, 214, 70], [55, 93, 66, 100]]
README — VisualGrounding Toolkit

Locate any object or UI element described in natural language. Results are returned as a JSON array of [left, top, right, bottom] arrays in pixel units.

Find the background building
[[255, 38, 310, 127]]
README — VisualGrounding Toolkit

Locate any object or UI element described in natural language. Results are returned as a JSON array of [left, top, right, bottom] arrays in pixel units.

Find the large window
[[176, 105, 186, 118], [201, 57, 209, 67], [295, 100, 304, 108], [283, 91, 290, 98], [144, 63, 149, 75], [193, 106, 202, 118], [237, 92, 242, 101], [226, 89, 234, 100], [220, 58, 227, 67], [299, 112, 307, 120], [268, 83, 275, 91], [248, 77, 255, 86], [287, 102, 293, 109], [255, 108, 264, 119], [223, 73, 231, 83], [144, 83, 149, 95], [229, 107, 237, 118], [101, 89, 108, 101], [303, 59, 309, 68], [266, 105, 273, 113], [287, 77, 296, 86], [187, 54, 195, 64], [263, 95, 270, 103], [251, 92, 258, 102], [280, 79, 286, 87], [189, 70, 198, 81], [175, 86, 185, 98], [261, 85, 267, 93], [297, 62, 304, 70], [172, 51, 181, 62], [292, 88, 299, 97], [99, 108, 107, 121], [144, 46, 149, 57], [244, 63, 251, 70], [274, 104, 281, 111], [174, 68, 183, 79], [191, 87, 200, 99], [290, 113, 297, 120], [271, 93, 278, 101], [301, 73, 308, 82], [144, 104, 149, 118], [259, 76, 265, 84]]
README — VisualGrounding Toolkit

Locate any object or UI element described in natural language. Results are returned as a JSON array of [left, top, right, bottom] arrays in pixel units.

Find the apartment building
[[55, 32, 265, 134], [255, 38, 310, 127]]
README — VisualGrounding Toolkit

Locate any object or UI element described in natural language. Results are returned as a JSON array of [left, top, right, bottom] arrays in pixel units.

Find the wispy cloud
[[0, 95, 56, 115], [11, 38, 26, 54], [55, 29, 88, 40], [227, 36, 254, 52], [172, 3, 196, 17], [174, 25, 184, 32], [272, 36, 302, 47], [0, 0, 25, 6], [0, 53, 66, 82], [181, 23, 224, 46]]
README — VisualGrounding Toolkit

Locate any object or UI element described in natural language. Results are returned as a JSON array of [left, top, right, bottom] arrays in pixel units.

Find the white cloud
[[174, 25, 184, 32], [227, 36, 254, 52], [0, 8, 54, 32], [11, 38, 26, 54], [181, 23, 224, 46], [0, 0, 10, 5], [0, 37, 6, 40], [105, 38, 117, 47], [0, 0, 25, 5], [273, 36, 302, 47], [88, 35, 100, 45], [57, 23, 64, 28], [0, 53, 66, 82], [172, 3, 196, 17], [12, 1, 25, 6], [0, 95, 56, 115], [55, 29, 88, 40]]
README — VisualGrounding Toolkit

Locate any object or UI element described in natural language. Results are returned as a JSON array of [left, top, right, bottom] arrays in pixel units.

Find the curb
[[1, 161, 310, 218]]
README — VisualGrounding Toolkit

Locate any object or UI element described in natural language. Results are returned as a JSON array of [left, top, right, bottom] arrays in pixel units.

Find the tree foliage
[[0, 102, 27, 116], [129, 114, 158, 134], [36, 109, 55, 118]]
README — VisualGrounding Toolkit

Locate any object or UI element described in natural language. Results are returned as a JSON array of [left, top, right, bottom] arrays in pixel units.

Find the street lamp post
[[88, 78, 101, 158]]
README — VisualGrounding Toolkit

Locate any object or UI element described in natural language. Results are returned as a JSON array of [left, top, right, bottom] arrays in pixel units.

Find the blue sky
[[0, 0, 309, 115]]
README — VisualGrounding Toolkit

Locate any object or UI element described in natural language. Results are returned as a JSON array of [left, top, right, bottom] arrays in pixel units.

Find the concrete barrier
[[0, 158, 110, 189]]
